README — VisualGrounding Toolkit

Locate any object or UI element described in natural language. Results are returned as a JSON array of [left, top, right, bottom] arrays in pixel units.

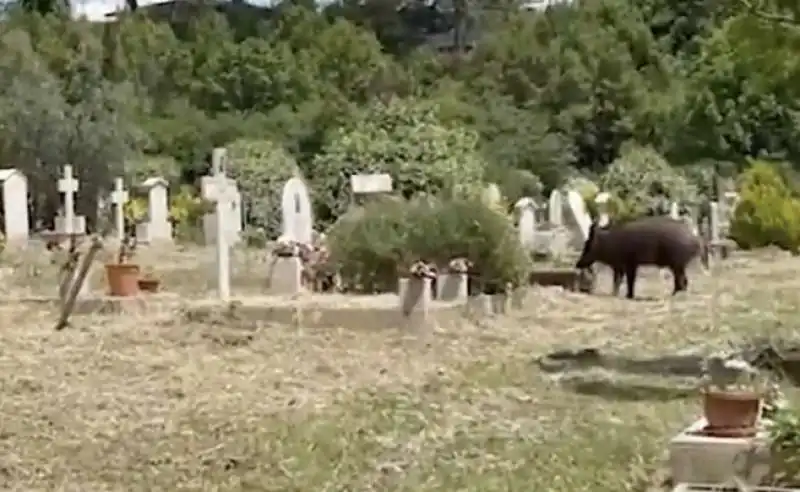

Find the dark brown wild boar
[[575, 216, 708, 299]]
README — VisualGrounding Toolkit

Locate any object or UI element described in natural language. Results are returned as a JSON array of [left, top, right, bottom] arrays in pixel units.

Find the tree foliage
[[0, 0, 795, 236]]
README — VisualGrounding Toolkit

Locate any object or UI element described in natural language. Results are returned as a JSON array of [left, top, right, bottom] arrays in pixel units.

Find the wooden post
[[55, 236, 103, 331]]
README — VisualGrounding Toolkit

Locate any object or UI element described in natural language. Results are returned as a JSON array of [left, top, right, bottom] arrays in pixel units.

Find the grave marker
[[56, 164, 84, 235], [566, 190, 591, 239], [595, 192, 611, 226], [280, 177, 313, 244], [136, 177, 173, 244], [0, 169, 29, 244], [202, 149, 242, 245], [110, 177, 128, 242], [204, 150, 240, 301], [350, 173, 393, 195], [514, 197, 538, 250], [548, 190, 563, 227]]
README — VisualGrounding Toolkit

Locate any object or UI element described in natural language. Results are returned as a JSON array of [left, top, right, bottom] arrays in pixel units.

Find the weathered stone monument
[[202, 153, 242, 246], [55, 165, 86, 236], [514, 197, 538, 250], [594, 192, 611, 226], [548, 190, 563, 227], [0, 168, 29, 245], [136, 177, 173, 244], [110, 177, 128, 242], [202, 149, 239, 302], [565, 190, 591, 249], [350, 173, 393, 207], [280, 177, 313, 244]]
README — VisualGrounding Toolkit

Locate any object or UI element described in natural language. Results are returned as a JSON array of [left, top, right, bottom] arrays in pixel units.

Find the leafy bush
[[729, 160, 800, 253], [599, 143, 698, 221], [169, 185, 211, 243], [311, 98, 486, 222], [327, 196, 531, 294], [227, 139, 302, 239]]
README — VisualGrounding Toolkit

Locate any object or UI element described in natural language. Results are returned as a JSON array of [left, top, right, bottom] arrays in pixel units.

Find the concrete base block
[[669, 418, 771, 485], [398, 277, 432, 331], [268, 256, 303, 295], [464, 295, 493, 318], [437, 273, 468, 302]]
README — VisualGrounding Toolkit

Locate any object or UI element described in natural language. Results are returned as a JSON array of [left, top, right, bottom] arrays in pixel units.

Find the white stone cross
[[58, 165, 79, 235], [110, 177, 129, 242], [206, 149, 238, 301]]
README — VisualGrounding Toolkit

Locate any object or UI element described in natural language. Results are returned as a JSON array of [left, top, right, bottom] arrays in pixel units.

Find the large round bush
[[311, 98, 486, 222], [227, 139, 302, 239], [327, 196, 531, 294], [730, 160, 800, 253]]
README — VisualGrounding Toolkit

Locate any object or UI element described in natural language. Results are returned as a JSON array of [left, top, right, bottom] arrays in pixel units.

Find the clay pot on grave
[[702, 390, 761, 435], [105, 263, 141, 297]]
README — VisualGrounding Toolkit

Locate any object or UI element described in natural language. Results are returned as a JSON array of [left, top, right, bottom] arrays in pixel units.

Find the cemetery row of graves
[[0, 149, 799, 490]]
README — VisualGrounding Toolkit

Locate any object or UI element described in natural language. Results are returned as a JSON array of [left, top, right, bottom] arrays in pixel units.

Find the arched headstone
[[281, 177, 313, 244]]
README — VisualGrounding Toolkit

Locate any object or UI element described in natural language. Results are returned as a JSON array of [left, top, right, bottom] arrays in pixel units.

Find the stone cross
[[58, 165, 78, 235], [205, 151, 239, 301], [110, 177, 129, 242]]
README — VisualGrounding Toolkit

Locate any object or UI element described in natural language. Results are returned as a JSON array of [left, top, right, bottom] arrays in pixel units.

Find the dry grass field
[[0, 245, 799, 491]]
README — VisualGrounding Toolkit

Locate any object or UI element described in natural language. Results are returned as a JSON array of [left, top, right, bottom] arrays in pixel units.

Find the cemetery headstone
[[482, 183, 502, 209], [110, 177, 129, 242], [595, 192, 611, 226], [709, 202, 721, 243], [136, 177, 173, 244], [203, 162, 239, 301], [55, 165, 86, 235], [280, 177, 313, 244], [350, 173, 393, 195], [0, 169, 29, 244], [669, 202, 680, 220], [548, 190, 563, 227], [514, 197, 538, 250], [566, 190, 591, 239]]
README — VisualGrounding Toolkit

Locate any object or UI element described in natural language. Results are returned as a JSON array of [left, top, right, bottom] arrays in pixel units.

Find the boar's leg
[[672, 267, 688, 294], [624, 264, 639, 299], [612, 268, 624, 296]]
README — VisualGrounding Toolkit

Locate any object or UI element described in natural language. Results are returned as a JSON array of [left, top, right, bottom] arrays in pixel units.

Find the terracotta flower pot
[[703, 390, 761, 430], [105, 263, 141, 297], [137, 278, 160, 293]]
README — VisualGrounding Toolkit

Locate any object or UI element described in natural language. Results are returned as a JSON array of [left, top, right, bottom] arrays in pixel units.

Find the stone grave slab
[[669, 417, 771, 485]]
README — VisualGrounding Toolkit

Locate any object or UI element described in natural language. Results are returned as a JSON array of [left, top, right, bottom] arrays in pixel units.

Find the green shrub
[[729, 160, 800, 253], [327, 196, 531, 294], [227, 139, 302, 239], [311, 98, 486, 222], [598, 143, 698, 221]]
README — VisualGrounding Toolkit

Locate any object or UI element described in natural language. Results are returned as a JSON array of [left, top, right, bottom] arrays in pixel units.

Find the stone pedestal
[[436, 273, 468, 302], [398, 277, 431, 331], [268, 256, 303, 295], [669, 418, 771, 485]]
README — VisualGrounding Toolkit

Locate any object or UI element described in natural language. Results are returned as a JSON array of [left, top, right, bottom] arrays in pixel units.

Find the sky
[[70, 0, 276, 22]]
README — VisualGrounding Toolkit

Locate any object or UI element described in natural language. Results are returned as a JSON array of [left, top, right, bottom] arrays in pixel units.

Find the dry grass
[[0, 246, 799, 491]]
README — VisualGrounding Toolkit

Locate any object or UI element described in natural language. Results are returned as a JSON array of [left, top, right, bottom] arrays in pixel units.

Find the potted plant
[[105, 231, 140, 297], [700, 352, 769, 435], [137, 267, 160, 293]]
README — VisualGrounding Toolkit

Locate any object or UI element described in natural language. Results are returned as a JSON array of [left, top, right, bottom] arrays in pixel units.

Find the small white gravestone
[[281, 177, 313, 244], [482, 183, 502, 208], [566, 190, 591, 240], [110, 177, 128, 242], [0, 169, 29, 244], [55, 164, 86, 235], [350, 173, 393, 195], [709, 201, 721, 243], [202, 148, 242, 246], [203, 169, 239, 302], [136, 177, 173, 244], [594, 192, 611, 227], [548, 190, 563, 227], [514, 197, 538, 250], [669, 201, 680, 220]]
